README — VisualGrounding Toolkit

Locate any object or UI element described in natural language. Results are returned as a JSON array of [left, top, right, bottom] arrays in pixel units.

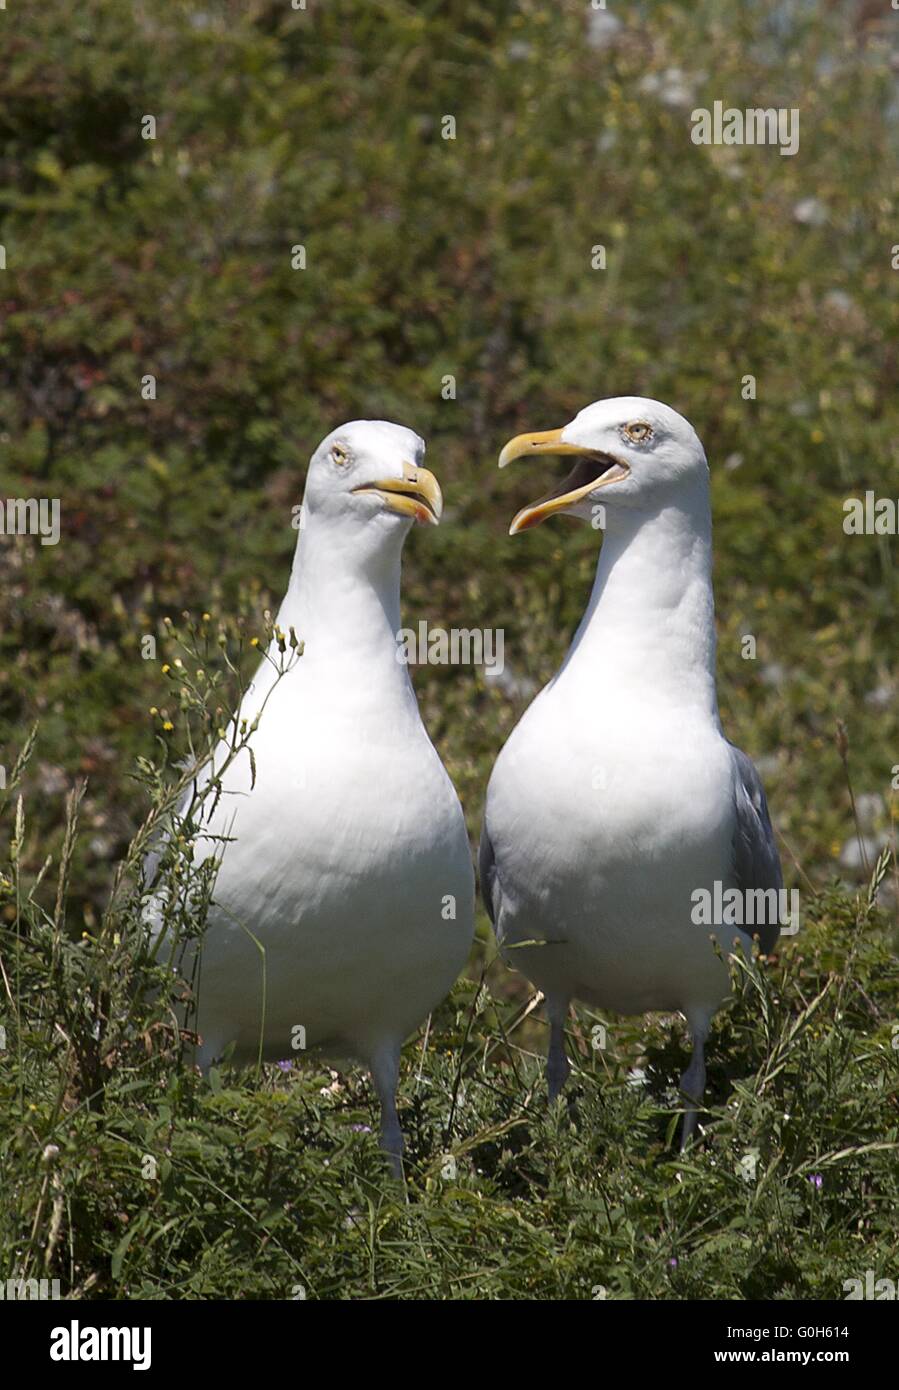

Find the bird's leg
[[370, 1043, 404, 1179], [679, 1013, 711, 1149], [545, 996, 571, 1102]]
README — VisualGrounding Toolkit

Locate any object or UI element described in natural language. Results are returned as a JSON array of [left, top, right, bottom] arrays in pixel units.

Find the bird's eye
[[331, 443, 349, 467], [623, 421, 652, 443]]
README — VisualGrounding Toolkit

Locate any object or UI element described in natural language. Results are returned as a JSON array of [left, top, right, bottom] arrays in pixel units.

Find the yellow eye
[[331, 443, 349, 466], [624, 421, 652, 442]]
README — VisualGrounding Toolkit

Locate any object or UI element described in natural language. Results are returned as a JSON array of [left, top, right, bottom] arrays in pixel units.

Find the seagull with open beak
[[480, 396, 781, 1145]]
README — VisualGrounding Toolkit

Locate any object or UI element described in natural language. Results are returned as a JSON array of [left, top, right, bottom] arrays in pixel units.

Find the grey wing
[[478, 819, 499, 930], [730, 744, 782, 954]]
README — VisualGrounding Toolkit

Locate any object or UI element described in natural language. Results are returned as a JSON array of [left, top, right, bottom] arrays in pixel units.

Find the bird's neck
[[273, 516, 412, 698], [563, 484, 719, 716]]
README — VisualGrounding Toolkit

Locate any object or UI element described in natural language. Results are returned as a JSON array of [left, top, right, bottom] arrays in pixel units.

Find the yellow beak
[[498, 428, 629, 535], [498, 427, 595, 470], [353, 462, 443, 526]]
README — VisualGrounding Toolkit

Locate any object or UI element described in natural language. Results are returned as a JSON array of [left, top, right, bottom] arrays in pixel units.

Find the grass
[[1, 651, 897, 1300]]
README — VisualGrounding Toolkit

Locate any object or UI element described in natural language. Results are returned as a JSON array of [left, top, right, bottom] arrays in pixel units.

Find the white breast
[[190, 661, 474, 1064]]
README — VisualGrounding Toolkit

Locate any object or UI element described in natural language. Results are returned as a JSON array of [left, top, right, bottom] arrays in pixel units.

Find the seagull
[[479, 397, 781, 1144], [154, 421, 474, 1175]]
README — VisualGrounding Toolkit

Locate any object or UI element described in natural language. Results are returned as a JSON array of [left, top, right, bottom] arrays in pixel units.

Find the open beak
[[352, 462, 443, 526], [498, 427, 629, 534]]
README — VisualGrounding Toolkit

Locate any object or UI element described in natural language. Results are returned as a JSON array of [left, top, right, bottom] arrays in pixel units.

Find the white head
[[497, 396, 708, 533], [301, 420, 442, 546]]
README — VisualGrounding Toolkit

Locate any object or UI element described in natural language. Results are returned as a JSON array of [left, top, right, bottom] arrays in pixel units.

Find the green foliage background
[[0, 0, 898, 1301]]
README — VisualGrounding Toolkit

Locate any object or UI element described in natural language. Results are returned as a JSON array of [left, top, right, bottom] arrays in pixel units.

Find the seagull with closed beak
[[161, 421, 474, 1175], [480, 397, 781, 1144]]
